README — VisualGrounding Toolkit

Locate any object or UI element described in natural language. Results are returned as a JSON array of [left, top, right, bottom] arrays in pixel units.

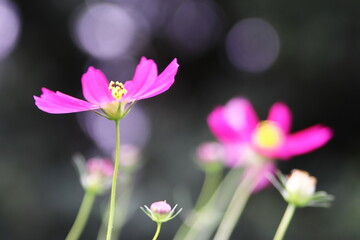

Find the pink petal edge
[[267, 102, 292, 133], [34, 88, 98, 114], [123, 57, 158, 100], [208, 106, 242, 143], [276, 125, 333, 159], [81, 66, 114, 104], [224, 98, 259, 141], [124, 58, 179, 101]]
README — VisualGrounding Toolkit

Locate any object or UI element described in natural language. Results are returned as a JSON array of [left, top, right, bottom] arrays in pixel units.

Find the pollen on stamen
[[108, 81, 127, 100]]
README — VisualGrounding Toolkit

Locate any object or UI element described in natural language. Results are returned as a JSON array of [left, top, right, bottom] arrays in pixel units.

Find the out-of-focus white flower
[[269, 169, 334, 207]]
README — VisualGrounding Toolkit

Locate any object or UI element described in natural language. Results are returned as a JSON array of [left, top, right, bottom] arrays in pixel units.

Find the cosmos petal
[[277, 125, 333, 159], [81, 66, 114, 104], [124, 58, 179, 100], [267, 102, 292, 133], [34, 88, 98, 114]]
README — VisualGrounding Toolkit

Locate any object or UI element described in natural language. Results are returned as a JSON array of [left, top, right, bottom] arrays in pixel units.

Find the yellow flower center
[[108, 81, 127, 100], [252, 121, 284, 149]]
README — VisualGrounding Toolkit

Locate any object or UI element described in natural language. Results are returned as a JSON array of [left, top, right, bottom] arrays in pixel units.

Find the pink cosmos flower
[[207, 97, 332, 190], [34, 57, 179, 119], [208, 97, 332, 162]]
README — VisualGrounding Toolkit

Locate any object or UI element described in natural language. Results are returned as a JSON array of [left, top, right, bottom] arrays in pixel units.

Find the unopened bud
[[141, 200, 182, 223], [74, 156, 114, 194]]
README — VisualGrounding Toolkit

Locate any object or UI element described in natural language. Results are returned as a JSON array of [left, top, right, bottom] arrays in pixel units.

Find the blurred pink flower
[[196, 141, 225, 164], [34, 57, 179, 117], [87, 158, 114, 177], [208, 97, 332, 162], [207, 97, 332, 190], [74, 156, 114, 194]]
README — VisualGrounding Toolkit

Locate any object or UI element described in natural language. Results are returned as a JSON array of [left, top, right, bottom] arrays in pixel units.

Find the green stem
[[153, 222, 162, 240], [105, 120, 121, 240], [175, 167, 244, 240], [273, 204, 296, 240], [174, 168, 222, 240], [65, 190, 96, 240], [97, 171, 135, 240], [194, 168, 222, 211], [213, 166, 262, 240]]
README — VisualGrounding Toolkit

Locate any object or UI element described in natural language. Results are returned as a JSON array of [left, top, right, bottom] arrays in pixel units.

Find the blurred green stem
[[273, 204, 296, 240], [213, 166, 262, 240], [105, 120, 121, 240], [65, 190, 96, 240], [174, 167, 222, 239], [177, 167, 244, 240], [195, 167, 223, 210], [97, 171, 136, 240], [153, 222, 162, 240]]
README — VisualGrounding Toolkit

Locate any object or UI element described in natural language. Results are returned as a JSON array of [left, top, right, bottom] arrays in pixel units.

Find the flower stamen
[[109, 81, 127, 100], [253, 120, 284, 149]]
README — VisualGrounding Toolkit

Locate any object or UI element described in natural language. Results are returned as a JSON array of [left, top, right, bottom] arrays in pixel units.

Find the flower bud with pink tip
[[285, 169, 316, 204], [119, 144, 141, 172], [74, 155, 114, 194], [196, 142, 225, 172], [141, 201, 182, 223], [196, 142, 225, 163]]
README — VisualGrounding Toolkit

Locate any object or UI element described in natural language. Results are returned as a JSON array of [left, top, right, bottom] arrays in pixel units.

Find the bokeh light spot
[[72, 3, 148, 60], [226, 18, 280, 73], [166, 0, 223, 55], [0, 0, 21, 60]]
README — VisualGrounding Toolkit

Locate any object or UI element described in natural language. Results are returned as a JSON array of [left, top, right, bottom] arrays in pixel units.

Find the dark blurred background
[[0, 0, 359, 239]]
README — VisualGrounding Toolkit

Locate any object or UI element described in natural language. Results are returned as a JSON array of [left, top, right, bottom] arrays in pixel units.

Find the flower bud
[[74, 155, 114, 194], [269, 169, 334, 208], [151, 201, 172, 217], [140, 200, 182, 223], [285, 169, 316, 205], [196, 142, 224, 163], [119, 144, 141, 172], [196, 142, 225, 172]]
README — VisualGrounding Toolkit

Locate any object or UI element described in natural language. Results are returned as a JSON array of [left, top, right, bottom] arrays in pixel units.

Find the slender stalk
[[174, 168, 222, 240], [97, 171, 135, 240], [194, 168, 222, 211], [175, 168, 244, 240], [153, 222, 162, 240], [213, 166, 262, 240], [65, 190, 96, 240], [105, 120, 121, 240], [273, 204, 296, 240]]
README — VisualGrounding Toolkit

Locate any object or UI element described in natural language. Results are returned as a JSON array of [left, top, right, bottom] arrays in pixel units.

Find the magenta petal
[[208, 97, 259, 143], [81, 66, 114, 104], [224, 98, 258, 141], [124, 58, 179, 100], [277, 125, 333, 159], [267, 102, 292, 133], [123, 57, 158, 100], [222, 143, 248, 167], [34, 88, 98, 114], [207, 106, 241, 143]]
